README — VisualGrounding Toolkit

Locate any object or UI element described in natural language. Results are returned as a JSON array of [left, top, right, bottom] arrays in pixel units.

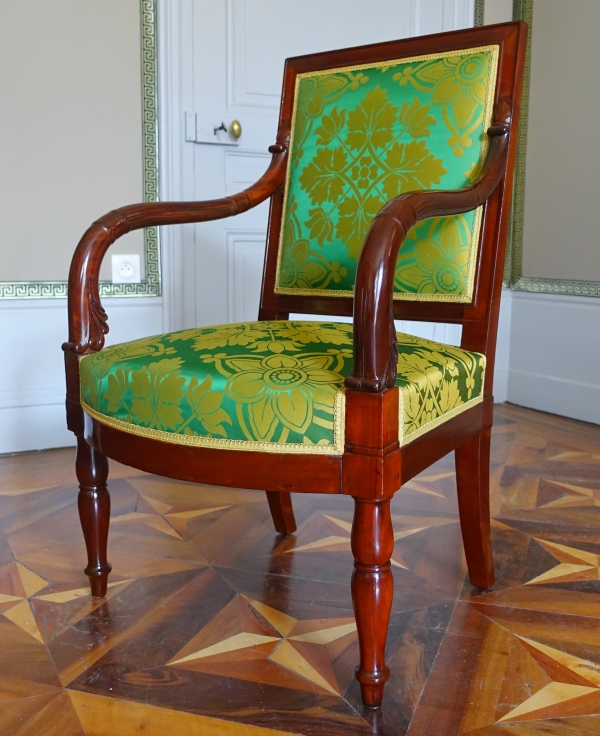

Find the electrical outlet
[[111, 254, 141, 283]]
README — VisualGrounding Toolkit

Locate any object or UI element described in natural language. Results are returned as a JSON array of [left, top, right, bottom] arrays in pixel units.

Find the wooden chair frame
[[63, 22, 527, 708]]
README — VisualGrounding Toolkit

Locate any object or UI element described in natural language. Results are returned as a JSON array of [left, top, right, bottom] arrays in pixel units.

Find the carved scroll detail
[[63, 142, 288, 356], [89, 282, 109, 352]]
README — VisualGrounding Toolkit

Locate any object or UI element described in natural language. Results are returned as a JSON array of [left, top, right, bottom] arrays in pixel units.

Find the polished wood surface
[[2, 405, 600, 734], [63, 23, 528, 708], [347, 99, 512, 393], [351, 498, 394, 708], [75, 437, 111, 598], [265, 492, 297, 536], [455, 427, 494, 588], [63, 139, 289, 357]]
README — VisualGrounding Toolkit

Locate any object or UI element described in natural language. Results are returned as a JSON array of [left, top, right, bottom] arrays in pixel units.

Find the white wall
[[483, 0, 512, 25], [521, 1, 600, 282], [0, 1, 145, 284], [0, 300, 164, 455]]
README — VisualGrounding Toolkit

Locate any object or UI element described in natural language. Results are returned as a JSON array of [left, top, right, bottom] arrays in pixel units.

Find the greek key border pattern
[[512, 277, 600, 297], [0, 0, 160, 300], [138, 0, 161, 298], [474, 0, 484, 26]]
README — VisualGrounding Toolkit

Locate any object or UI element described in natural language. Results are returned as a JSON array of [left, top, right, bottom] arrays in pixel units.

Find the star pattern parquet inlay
[[0, 403, 599, 734], [166, 594, 357, 695]]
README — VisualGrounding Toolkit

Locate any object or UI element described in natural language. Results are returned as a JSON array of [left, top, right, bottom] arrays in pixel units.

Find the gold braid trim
[[399, 349, 486, 446], [81, 353, 484, 453], [81, 392, 345, 456], [399, 393, 484, 447]]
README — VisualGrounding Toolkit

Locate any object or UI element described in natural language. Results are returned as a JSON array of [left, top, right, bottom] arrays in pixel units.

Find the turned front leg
[[76, 437, 111, 598], [351, 497, 394, 708]]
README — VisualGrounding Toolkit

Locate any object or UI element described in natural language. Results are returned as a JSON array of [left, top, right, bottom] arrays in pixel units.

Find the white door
[[186, 0, 474, 327]]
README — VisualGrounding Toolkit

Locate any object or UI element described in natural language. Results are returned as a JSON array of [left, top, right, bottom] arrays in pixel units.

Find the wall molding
[[512, 276, 600, 299], [158, 0, 199, 332], [226, 230, 268, 322], [0, 388, 66, 412], [508, 370, 600, 419], [474, 0, 484, 25]]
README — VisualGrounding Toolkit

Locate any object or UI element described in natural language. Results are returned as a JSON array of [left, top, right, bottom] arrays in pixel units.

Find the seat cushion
[[79, 321, 485, 455]]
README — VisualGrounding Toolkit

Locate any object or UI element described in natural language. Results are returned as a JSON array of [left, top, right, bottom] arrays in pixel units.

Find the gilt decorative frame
[[476, 0, 600, 296], [0, 0, 160, 299]]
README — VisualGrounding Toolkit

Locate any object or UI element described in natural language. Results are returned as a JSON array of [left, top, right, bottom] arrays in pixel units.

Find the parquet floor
[[1, 404, 600, 735]]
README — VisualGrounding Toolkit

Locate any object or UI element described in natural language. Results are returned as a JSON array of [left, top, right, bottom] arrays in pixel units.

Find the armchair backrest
[[259, 23, 527, 389], [276, 47, 498, 303]]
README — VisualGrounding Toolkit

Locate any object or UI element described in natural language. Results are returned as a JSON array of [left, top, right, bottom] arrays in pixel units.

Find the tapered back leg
[[265, 491, 297, 535], [76, 436, 112, 598], [455, 427, 494, 589]]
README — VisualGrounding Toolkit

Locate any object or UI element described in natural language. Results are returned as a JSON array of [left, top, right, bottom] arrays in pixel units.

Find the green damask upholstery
[[80, 321, 485, 455], [276, 46, 498, 301]]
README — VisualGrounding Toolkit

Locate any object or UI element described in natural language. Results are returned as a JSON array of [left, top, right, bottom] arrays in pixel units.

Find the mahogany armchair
[[64, 23, 526, 708]]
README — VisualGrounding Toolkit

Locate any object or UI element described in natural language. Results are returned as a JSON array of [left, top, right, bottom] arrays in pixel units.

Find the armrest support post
[[346, 99, 512, 393]]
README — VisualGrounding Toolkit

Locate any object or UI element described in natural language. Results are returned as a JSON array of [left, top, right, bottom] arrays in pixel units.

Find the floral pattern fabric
[[276, 46, 498, 301], [80, 321, 485, 455]]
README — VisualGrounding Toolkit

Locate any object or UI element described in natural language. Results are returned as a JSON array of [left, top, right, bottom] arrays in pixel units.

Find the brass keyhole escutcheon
[[230, 120, 242, 139]]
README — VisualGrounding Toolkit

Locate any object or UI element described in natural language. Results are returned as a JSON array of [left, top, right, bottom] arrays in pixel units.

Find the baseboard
[[508, 369, 600, 426], [493, 367, 509, 404], [507, 291, 600, 425], [0, 388, 65, 410], [0, 404, 75, 455]]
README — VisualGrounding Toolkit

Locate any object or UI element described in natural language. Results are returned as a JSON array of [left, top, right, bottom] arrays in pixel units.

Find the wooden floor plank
[[0, 403, 599, 735], [68, 690, 300, 736]]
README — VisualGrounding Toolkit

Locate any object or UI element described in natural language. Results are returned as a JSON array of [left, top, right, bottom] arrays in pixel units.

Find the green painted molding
[[507, 0, 533, 290], [0, 0, 160, 300], [474, 0, 485, 26], [511, 277, 600, 297]]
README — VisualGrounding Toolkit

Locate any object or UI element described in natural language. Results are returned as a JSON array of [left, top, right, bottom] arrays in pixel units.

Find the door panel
[[227, 231, 268, 322], [230, 0, 413, 110], [225, 151, 271, 194]]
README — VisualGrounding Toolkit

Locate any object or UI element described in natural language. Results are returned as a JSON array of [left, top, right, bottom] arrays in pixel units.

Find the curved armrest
[[345, 99, 513, 393], [63, 135, 289, 355]]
